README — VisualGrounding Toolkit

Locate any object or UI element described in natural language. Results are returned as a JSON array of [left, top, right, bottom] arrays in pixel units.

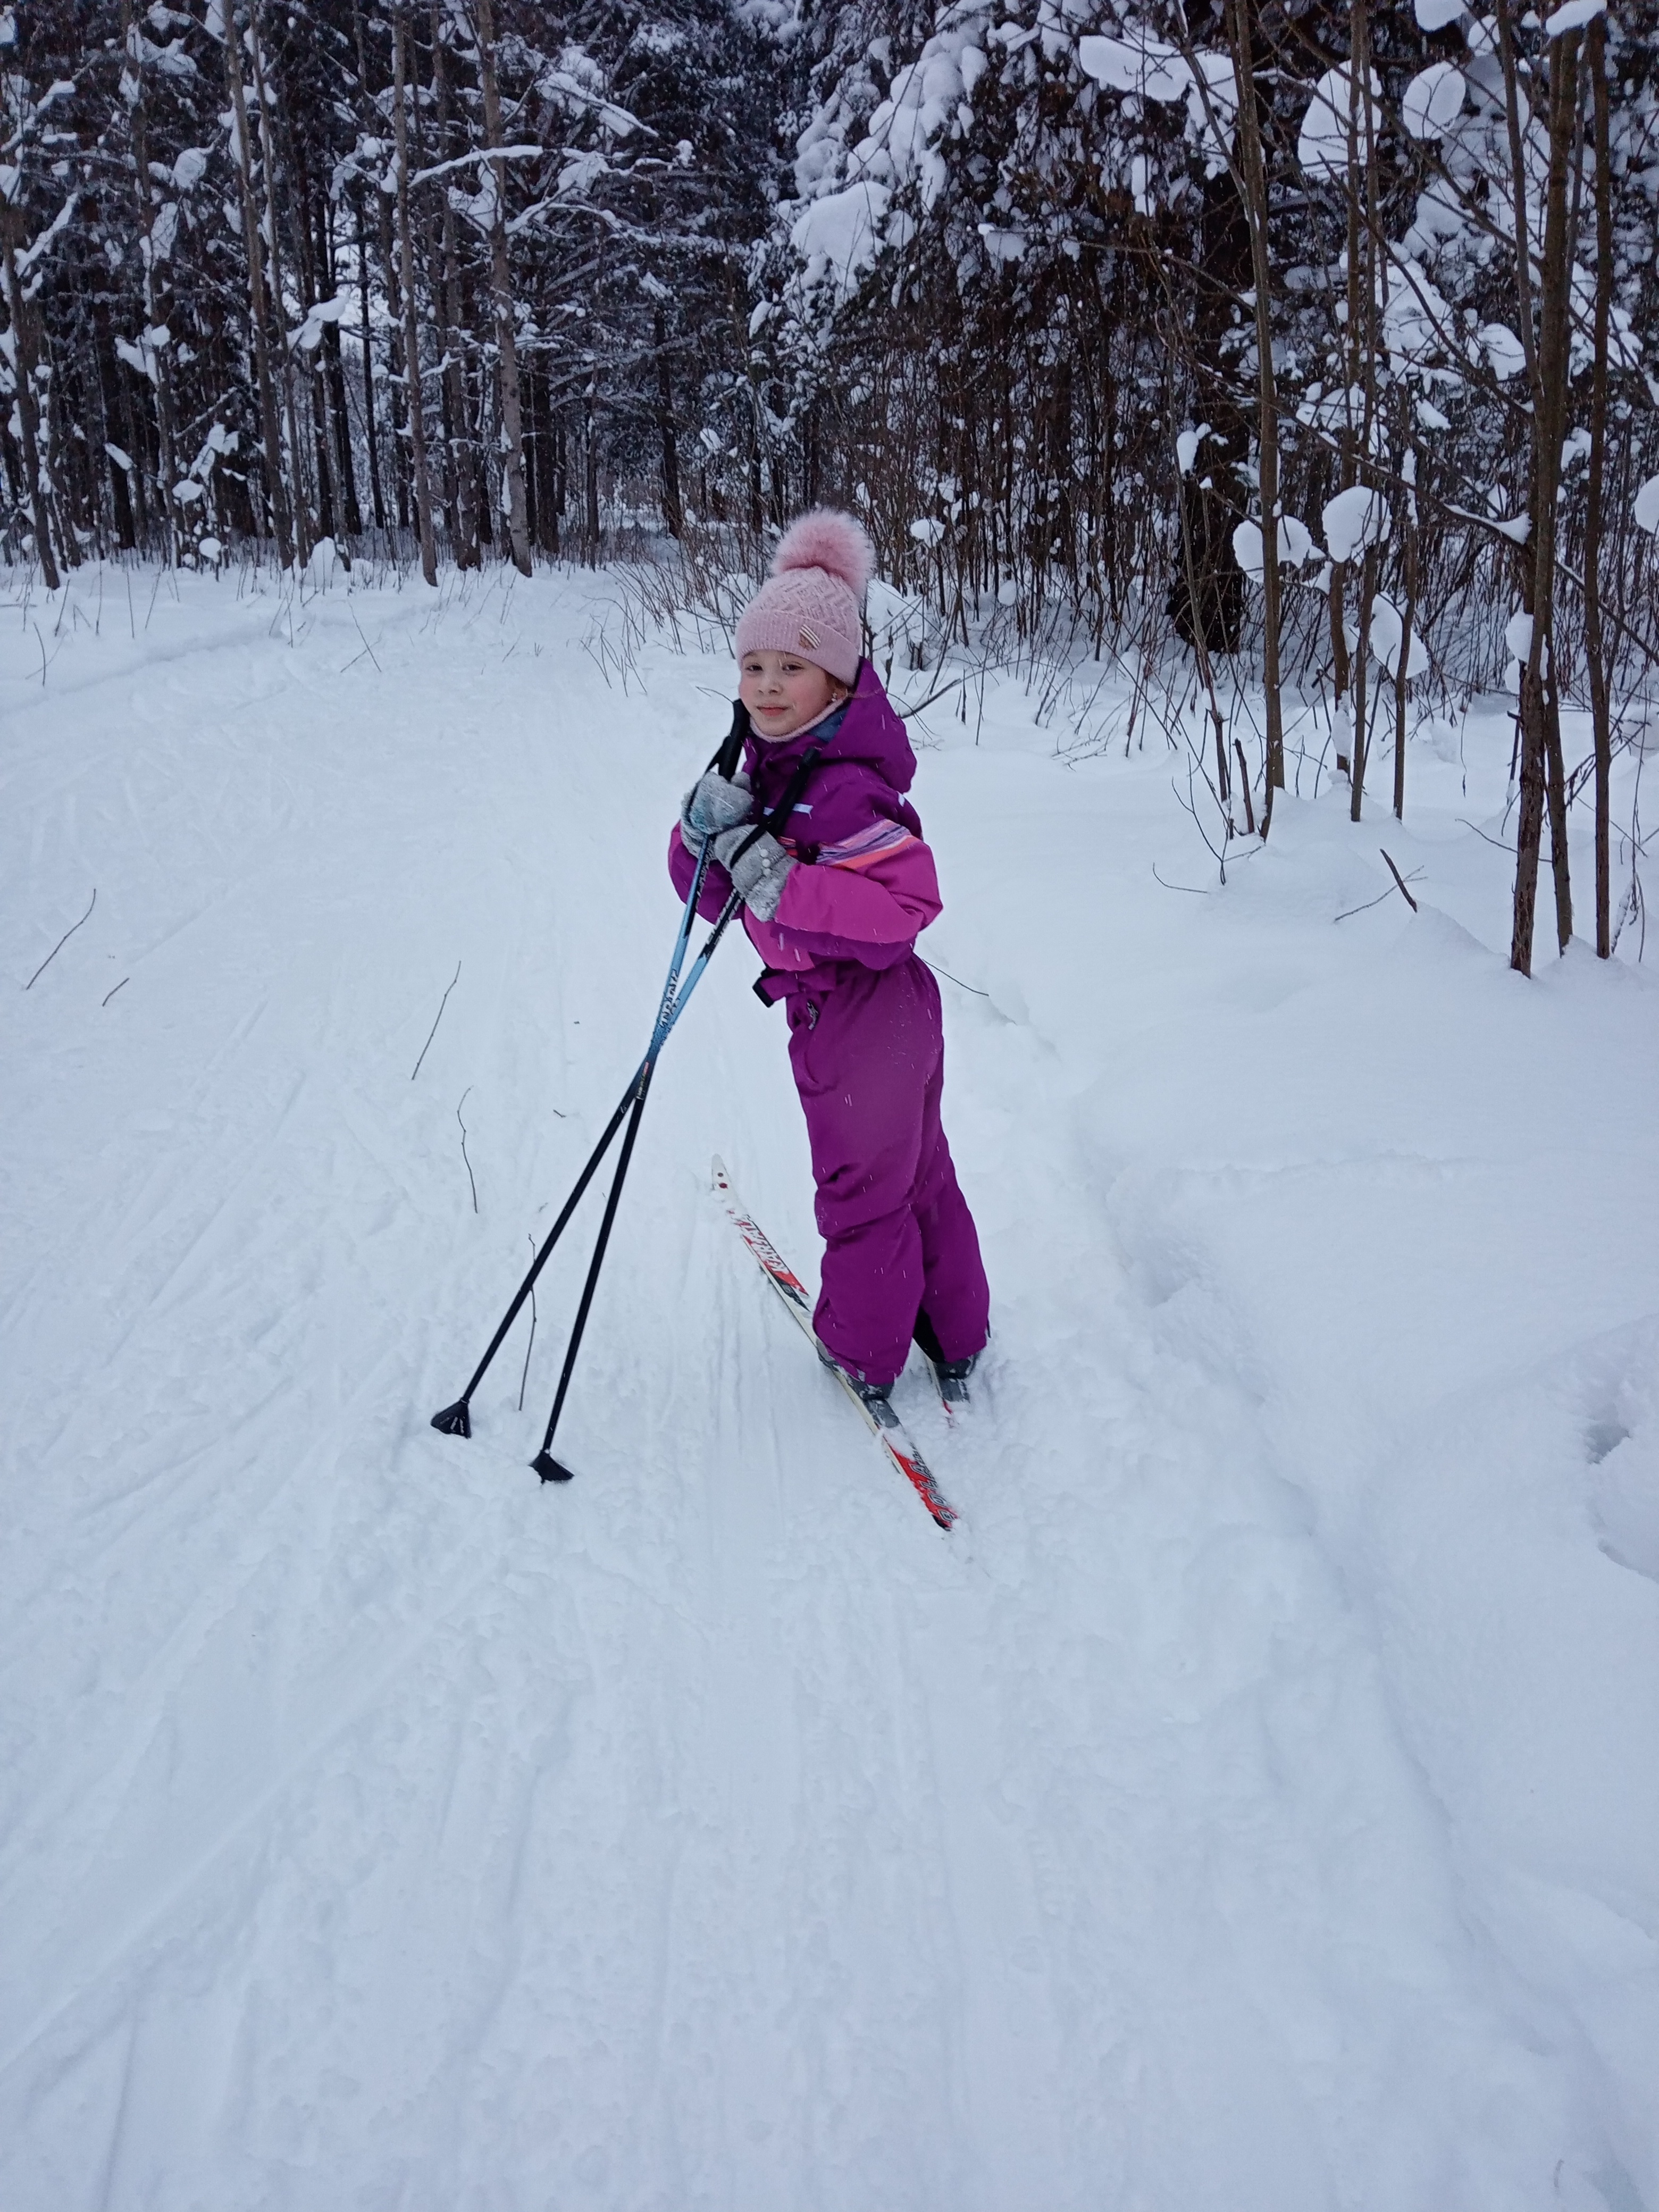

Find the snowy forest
[[6, 0, 1659, 968], [6, 9, 1659, 2207]]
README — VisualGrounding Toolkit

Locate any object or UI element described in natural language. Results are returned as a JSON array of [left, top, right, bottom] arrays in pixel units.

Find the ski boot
[[929, 1352, 978, 1407], [816, 1343, 901, 1428], [914, 1312, 981, 1407]]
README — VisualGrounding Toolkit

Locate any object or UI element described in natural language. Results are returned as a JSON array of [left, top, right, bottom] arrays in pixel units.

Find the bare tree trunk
[[392, 7, 438, 585], [471, 329, 495, 546], [525, 365, 560, 555], [1168, 165, 1249, 657], [430, 1, 479, 567], [374, 183, 410, 531], [583, 375, 600, 559], [119, 0, 179, 563], [1227, 0, 1283, 830], [521, 361, 537, 544], [1348, 0, 1382, 824], [90, 296, 138, 548], [289, 132, 340, 544], [1351, 541, 1378, 817], [247, 4, 314, 565], [1496, 0, 1545, 971], [1586, 14, 1612, 958], [473, 0, 532, 575], [653, 305, 683, 538], [348, 4, 387, 536], [1169, 336, 1234, 828], [557, 412, 568, 534], [323, 323, 362, 537], [222, 5, 292, 564], [1394, 409, 1418, 823], [319, 193, 361, 537], [1503, 13, 1580, 970], [355, 195, 386, 533], [0, 216, 59, 588]]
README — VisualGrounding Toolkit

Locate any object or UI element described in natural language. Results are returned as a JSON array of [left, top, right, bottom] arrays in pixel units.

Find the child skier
[[668, 508, 990, 1410]]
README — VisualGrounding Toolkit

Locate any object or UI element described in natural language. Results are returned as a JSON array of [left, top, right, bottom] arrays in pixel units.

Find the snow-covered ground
[[3, 558, 1656, 2212]]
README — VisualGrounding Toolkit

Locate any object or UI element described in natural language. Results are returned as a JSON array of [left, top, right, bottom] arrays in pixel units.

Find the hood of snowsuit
[[742, 662, 921, 850]]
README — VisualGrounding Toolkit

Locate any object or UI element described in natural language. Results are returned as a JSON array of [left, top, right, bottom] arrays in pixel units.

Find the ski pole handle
[[715, 699, 750, 782]]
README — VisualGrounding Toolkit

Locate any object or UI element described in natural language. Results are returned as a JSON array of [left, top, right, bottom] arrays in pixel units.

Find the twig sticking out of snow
[[24, 887, 96, 990], [101, 977, 129, 1007], [1335, 857, 1426, 921], [1458, 817, 1515, 854], [345, 604, 382, 674], [410, 960, 462, 1080], [457, 1088, 479, 1214], [1379, 849, 1421, 912], [894, 673, 970, 721], [517, 1233, 538, 1411]]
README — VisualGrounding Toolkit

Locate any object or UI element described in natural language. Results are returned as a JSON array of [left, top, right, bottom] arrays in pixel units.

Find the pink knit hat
[[734, 508, 874, 687]]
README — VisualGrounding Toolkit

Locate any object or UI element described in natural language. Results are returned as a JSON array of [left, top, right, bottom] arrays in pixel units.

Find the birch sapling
[[0, 210, 60, 590], [119, 0, 180, 564], [429, 0, 480, 570], [1504, 15, 1580, 970], [1584, 13, 1613, 958], [1227, 0, 1283, 828], [247, 2, 316, 565], [473, 0, 532, 577], [222, 1, 292, 565], [392, 5, 438, 586]]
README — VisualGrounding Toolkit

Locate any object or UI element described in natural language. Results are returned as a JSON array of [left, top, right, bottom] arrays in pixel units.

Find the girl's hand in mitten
[[680, 769, 753, 846], [711, 825, 795, 923]]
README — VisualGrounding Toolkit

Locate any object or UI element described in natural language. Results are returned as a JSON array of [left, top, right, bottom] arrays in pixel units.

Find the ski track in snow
[[2, 564, 1656, 2212]]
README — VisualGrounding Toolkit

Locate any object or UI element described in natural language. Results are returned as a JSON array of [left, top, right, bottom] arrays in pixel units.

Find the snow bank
[[2, 563, 1655, 2212]]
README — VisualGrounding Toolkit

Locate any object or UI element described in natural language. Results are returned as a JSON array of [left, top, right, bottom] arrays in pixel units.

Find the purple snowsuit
[[669, 663, 990, 1387]]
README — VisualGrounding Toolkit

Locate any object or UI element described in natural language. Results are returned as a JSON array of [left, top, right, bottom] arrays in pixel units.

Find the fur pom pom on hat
[[770, 508, 876, 596], [734, 507, 874, 686]]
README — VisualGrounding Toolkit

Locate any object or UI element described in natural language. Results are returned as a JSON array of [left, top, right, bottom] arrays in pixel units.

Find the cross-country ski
[[711, 1156, 958, 1531]]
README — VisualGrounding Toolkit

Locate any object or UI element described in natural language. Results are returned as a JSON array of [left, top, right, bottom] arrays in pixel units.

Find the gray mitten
[[680, 769, 753, 847], [712, 824, 796, 923]]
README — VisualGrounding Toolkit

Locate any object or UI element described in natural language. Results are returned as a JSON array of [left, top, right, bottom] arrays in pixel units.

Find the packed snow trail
[[2, 563, 1655, 2212]]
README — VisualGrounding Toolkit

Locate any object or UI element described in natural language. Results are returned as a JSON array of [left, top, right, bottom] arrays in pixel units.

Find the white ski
[[711, 1157, 958, 1532]]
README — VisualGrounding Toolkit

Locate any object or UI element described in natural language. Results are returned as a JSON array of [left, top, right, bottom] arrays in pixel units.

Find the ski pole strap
[[721, 734, 832, 877], [656, 734, 835, 1053], [655, 703, 750, 1048]]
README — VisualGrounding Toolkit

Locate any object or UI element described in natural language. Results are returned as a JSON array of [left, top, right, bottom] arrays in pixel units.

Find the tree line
[[5, 1, 1657, 968], [4, 0, 780, 582]]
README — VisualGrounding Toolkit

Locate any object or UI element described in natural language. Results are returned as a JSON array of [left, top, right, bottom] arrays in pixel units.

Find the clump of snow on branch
[[1322, 488, 1390, 564]]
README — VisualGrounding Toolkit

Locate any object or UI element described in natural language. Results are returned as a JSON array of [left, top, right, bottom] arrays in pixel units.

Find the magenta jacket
[[667, 661, 941, 996]]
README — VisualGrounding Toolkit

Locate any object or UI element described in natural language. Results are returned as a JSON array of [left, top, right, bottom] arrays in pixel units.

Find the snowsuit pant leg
[[909, 1052, 992, 1367], [786, 956, 988, 1386]]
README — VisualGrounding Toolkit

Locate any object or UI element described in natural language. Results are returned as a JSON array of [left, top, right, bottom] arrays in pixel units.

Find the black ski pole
[[429, 1079, 638, 1438], [429, 705, 749, 1441]]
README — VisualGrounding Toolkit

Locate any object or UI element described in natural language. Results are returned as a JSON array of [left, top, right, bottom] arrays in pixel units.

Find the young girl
[[668, 509, 989, 1409]]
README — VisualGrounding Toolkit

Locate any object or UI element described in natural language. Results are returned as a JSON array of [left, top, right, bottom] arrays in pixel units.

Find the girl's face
[[739, 650, 846, 741]]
